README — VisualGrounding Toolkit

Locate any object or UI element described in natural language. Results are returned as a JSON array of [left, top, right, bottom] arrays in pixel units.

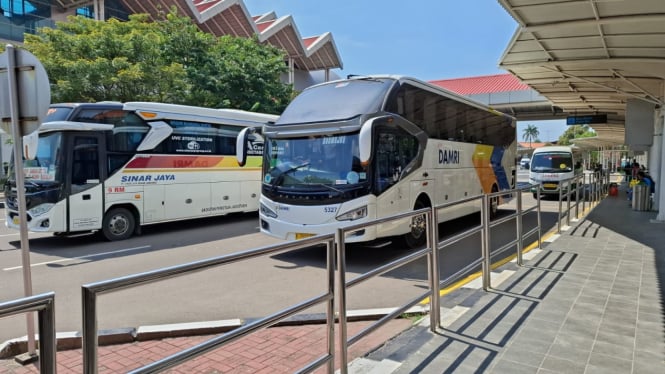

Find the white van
[[519, 156, 530, 169], [529, 146, 583, 198]]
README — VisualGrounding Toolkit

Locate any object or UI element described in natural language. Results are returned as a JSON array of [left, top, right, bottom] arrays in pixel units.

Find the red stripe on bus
[[125, 155, 227, 169]]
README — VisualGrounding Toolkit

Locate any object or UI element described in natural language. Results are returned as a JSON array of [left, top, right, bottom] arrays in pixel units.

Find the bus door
[[67, 134, 105, 232], [374, 126, 421, 228]]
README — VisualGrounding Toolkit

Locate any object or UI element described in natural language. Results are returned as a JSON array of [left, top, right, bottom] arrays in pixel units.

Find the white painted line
[[440, 305, 470, 328], [544, 234, 561, 242], [2, 245, 151, 271], [522, 248, 542, 260], [0, 233, 19, 237], [492, 270, 515, 287]]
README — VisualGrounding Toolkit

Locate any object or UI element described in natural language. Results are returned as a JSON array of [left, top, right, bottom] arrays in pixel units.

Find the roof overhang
[[118, 0, 342, 71], [498, 0, 665, 148]]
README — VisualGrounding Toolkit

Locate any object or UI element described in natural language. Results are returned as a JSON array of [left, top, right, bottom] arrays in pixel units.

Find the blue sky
[[243, 1, 568, 142]]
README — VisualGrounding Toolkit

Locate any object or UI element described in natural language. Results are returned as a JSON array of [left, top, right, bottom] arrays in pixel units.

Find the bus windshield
[[9, 132, 64, 183], [530, 152, 573, 173], [276, 78, 393, 125], [263, 133, 367, 190]]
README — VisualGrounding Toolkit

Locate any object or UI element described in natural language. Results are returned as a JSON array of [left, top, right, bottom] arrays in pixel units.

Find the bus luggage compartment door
[[68, 184, 104, 231]]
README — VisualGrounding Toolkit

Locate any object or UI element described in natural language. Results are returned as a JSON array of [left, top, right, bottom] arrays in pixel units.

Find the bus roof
[[123, 102, 278, 126], [308, 75, 516, 121], [39, 120, 114, 133]]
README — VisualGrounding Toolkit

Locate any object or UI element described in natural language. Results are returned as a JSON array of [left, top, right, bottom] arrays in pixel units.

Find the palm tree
[[522, 124, 540, 148]]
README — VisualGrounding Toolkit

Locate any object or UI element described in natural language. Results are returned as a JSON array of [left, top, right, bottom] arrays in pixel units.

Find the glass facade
[[0, 0, 129, 43]]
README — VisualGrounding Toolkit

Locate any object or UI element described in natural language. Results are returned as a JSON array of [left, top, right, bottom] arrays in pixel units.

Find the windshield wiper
[[308, 183, 344, 197], [271, 162, 310, 188]]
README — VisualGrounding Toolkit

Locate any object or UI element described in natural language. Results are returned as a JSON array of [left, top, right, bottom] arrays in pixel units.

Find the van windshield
[[531, 152, 573, 173]]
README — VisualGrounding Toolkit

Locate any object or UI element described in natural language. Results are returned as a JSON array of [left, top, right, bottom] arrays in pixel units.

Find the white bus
[[528, 145, 583, 198], [4, 102, 277, 240], [237, 75, 516, 247]]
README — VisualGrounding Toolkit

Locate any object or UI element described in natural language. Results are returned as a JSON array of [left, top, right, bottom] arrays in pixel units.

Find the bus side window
[[374, 127, 419, 195]]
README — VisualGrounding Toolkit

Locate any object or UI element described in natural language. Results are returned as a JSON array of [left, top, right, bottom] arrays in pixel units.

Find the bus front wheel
[[403, 200, 429, 249], [102, 207, 135, 241]]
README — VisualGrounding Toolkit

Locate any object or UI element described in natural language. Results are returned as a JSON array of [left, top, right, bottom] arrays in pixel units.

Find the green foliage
[[22, 9, 293, 114], [557, 125, 596, 145], [522, 124, 539, 148]]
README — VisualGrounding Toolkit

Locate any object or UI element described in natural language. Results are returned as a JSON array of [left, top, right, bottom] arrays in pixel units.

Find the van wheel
[[102, 208, 135, 241], [403, 200, 429, 249]]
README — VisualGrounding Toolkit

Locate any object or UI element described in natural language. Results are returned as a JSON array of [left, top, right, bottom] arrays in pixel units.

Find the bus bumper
[[259, 214, 379, 243]]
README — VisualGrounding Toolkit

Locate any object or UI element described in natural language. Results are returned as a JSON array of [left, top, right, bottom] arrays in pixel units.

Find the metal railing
[[485, 184, 542, 274], [335, 208, 435, 372], [78, 183, 546, 374], [0, 292, 56, 374], [334, 184, 542, 374], [556, 171, 606, 233], [81, 235, 336, 374]]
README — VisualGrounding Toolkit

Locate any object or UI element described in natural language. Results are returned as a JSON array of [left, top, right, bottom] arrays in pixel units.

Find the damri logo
[[439, 149, 460, 164]]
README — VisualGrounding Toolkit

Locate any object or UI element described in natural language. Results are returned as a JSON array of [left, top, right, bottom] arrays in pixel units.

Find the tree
[[522, 124, 540, 148], [557, 125, 596, 145], [22, 9, 293, 114]]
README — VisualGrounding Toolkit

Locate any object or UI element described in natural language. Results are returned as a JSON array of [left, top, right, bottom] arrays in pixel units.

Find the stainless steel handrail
[[80, 183, 551, 374], [0, 292, 56, 374], [335, 208, 434, 374], [335, 184, 544, 373], [484, 183, 541, 287], [82, 234, 336, 374]]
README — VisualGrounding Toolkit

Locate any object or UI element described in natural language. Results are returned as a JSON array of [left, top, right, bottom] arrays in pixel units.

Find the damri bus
[[237, 75, 516, 248], [4, 102, 277, 241]]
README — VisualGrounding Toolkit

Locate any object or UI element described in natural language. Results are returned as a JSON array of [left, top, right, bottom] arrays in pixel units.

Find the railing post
[[536, 188, 542, 249], [335, 228, 349, 374], [82, 287, 98, 374], [37, 295, 57, 374], [326, 239, 335, 374], [429, 208, 440, 331], [574, 175, 580, 219], [481, 194, 491, 290], [566, 179, 572, 226], [516, 189, 524, 266], [557, 186, 563, 233]]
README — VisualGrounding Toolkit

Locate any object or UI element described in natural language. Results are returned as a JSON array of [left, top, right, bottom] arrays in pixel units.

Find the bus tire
[[102, 207, 135, 241], [403, 199, 429, 249]]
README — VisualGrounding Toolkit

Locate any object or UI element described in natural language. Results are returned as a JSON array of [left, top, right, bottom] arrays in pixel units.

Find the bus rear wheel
[[403, 200, 429, 249], [102, 207, 135, 241]]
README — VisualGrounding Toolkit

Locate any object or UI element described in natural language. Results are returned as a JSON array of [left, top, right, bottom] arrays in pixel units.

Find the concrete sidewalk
[[356, 189, 665, 373]]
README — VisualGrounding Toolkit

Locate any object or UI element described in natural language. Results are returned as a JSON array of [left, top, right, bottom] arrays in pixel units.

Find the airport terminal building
[[0, 0, 343, 91]]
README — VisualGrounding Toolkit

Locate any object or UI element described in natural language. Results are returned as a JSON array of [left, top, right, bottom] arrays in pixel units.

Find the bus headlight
[[28, 203, 54, 217], [336, 206, 367, 221], [260, 203, 278, 218]]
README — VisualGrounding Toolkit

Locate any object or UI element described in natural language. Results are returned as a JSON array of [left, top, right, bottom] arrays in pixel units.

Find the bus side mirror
[[236, 127, 255, 167], [359, 119, 375, 165], [23, 130, 39, 160]]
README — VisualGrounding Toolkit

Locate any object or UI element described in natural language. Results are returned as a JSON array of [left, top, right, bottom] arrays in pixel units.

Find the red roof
[[430, 74, 530, 95]]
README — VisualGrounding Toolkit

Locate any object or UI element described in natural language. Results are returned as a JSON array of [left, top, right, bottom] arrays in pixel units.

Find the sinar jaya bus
[[4, 102, 277, 241], [237, 75, 517, 248]]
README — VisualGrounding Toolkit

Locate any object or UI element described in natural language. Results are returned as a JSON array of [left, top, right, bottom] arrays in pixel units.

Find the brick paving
[[0, 319, 413, 373]]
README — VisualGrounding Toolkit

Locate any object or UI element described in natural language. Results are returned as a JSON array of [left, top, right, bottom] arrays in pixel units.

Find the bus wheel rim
[[109, 215, 128, 235]]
